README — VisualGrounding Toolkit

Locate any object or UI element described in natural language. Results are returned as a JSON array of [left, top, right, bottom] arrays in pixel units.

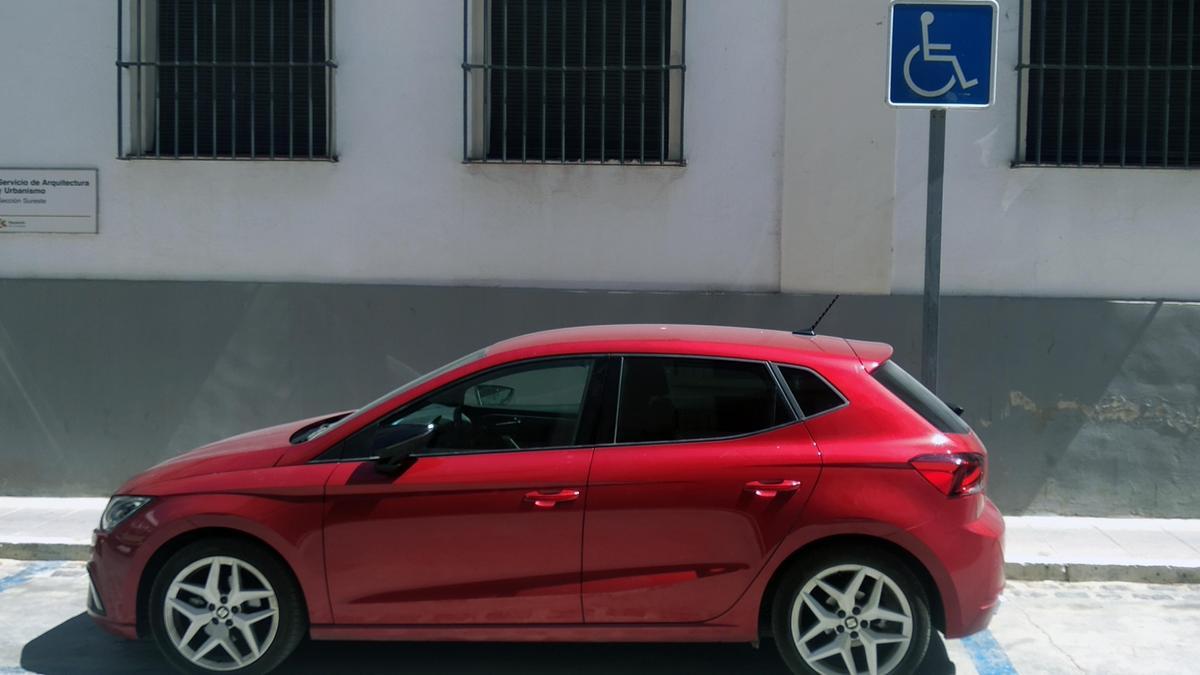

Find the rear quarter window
[[778, 366, 846, 417], [872, 360, 970, 434]]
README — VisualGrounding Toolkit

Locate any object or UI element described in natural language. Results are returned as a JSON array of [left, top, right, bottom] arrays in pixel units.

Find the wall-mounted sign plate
[[0, 168, 98, 234]]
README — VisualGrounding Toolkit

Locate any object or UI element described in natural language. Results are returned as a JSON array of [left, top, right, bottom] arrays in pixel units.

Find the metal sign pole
[[922, 108, 946, 394], [888, 1, 997, 392]]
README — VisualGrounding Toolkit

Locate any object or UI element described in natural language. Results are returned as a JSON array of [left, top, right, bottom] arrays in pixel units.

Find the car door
[[581, 356, 822, 623], [323, 356, 609, 625]]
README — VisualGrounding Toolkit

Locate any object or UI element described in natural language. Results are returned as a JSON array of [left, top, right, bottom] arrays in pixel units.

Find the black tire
[[148, 538, 307, 675], [771, 546, 932, 675]]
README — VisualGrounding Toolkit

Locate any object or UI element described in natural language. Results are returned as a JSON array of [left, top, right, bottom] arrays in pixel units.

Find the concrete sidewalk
[[1004, 515, 1200, 583], [2, 497, 1199, 582], [0, 498, 107, 562]]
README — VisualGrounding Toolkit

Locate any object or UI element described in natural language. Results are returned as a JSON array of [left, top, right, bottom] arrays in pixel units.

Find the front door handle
[[744, 480, 803, 498], [524, 489, 581, 508]]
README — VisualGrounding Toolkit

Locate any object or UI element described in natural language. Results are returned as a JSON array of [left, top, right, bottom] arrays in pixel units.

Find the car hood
[[117, 412, 343, 495]]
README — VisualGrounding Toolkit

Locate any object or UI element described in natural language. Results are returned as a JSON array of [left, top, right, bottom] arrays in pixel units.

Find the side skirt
[[309, 623, 755, 643]]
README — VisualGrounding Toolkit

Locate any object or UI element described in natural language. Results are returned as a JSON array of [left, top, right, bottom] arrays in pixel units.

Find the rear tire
[[148, 538, 306, 675], [771, 546, 932, 675]]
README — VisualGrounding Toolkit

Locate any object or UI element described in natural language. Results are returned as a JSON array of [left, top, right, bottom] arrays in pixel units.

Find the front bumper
[[86, 529, 141, 640]]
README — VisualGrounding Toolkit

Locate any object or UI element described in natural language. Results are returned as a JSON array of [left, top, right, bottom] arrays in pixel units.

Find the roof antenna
[[794, 295, 840, 337]]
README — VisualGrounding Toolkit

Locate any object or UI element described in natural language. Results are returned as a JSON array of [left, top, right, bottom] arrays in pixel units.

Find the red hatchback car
[[88, 325, 1004, 675]]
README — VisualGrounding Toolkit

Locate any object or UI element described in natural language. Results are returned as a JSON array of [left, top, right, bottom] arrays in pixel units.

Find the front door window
[[380, 358, 596, 453]]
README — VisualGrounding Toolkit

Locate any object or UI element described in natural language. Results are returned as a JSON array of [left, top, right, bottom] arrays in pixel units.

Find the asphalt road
[[2, 559, 1198, 674]]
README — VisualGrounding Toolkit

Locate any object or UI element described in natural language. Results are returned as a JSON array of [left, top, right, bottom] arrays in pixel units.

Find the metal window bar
[[1099, 0, 1108, 167], [1187, 0, 1196, 167], [1142, 0, 1152, 167], [1076, 0, 1088, 166], [1018, 0, 1200, 169], [156, 0, 162, 159], [560, 1, 565, 162], [1121, 0, 1130, 166], [288, 0, 295, 159], [464, 0, 686, 165], [212, 0, 217, 158], [1164, 0, 1174, 167], [116, 0, 337, 160], [580, 0, 587, 162]]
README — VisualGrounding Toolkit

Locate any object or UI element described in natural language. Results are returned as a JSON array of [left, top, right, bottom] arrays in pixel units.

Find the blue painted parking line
[[0, 561, 65, 594], [962, 630, 1018, 675]]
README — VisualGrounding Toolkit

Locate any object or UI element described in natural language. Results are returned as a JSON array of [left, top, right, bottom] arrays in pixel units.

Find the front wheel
[[148, 538, 306, 674], [772, 547, 932, 675]]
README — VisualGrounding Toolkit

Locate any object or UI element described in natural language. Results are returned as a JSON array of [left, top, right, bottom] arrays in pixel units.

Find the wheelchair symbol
[[904, 11, 979, 97]]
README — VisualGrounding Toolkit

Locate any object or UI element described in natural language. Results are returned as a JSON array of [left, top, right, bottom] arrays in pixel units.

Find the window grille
[[117, 0, 336, 160], [462, 0, 686, 164], [1018, 0, 1199, 168]]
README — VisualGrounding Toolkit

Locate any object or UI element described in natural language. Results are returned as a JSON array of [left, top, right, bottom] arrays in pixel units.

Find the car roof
[[486, 324, 891, 370]]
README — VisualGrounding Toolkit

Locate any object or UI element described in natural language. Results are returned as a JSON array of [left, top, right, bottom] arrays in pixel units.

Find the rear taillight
[[910, 453, 986, 497]]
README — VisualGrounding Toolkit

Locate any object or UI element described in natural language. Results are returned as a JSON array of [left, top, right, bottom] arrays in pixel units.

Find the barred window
[[1019, 0, 1199, 168], [462, 0, 686, 165], [117, 0, 336, 160]]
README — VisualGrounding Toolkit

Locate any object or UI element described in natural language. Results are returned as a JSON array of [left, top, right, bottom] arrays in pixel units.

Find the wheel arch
[[756, 534, 946, 638], [135, 527, 309, 638]]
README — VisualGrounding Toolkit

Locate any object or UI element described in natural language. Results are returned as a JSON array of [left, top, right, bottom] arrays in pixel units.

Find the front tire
[[148, 538, 306, 674], [771, 546, 932, 675]]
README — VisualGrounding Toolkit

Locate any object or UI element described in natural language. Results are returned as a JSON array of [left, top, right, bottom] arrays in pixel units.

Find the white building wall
[[4, 0, 1200, 301], [0, 0, 785, 292], [890, 0, 1200, 299], [779, 0, 897, 295]]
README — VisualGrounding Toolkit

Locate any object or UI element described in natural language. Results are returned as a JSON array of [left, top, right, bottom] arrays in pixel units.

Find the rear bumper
[[906, 497, 1005, 638]]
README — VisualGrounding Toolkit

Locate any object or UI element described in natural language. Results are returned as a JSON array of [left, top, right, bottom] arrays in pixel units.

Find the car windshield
[[306, 349, 488, 440]]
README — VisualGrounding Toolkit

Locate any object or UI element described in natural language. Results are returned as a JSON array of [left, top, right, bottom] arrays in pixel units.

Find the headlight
[[99, 496, 151, 532]]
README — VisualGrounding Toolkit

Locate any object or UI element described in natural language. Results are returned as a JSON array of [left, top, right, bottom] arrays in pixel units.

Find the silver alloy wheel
[[790, 564, 914, 675], [163, 555, 280, 672]]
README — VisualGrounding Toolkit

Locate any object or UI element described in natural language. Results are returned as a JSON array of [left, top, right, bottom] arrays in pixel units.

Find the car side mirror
[[374, 423, 436, 475]]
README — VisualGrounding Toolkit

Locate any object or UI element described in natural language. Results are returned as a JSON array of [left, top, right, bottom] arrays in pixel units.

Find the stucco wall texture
[[1, 280, 1195, 517]]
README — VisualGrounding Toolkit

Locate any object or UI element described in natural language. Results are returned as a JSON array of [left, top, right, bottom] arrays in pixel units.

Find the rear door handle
[[524, 489, 581, 508], [744, 480, 803, 498]]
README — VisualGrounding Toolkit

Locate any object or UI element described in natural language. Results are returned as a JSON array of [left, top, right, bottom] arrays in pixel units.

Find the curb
[[3, 543, 1199, 584], [0, 543, 90, 562], [1005, 561, 1200, 584]]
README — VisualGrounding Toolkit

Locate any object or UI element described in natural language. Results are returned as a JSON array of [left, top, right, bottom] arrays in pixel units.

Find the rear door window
[[616, 357, 794, 443], [872, 360, 970, 434]]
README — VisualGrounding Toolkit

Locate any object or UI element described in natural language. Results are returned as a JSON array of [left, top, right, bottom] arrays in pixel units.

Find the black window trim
[[771, 363, 850, 422], [606, 354, 801, 449], [310, 354, 613, 463], [311, 352, 828, 464]]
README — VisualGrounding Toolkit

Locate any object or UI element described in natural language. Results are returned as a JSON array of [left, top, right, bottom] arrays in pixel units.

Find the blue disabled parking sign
[[888, 0, 998, 108]]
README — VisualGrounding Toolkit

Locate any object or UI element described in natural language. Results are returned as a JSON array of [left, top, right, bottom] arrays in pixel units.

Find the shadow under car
[[21, 613, 957, 674]]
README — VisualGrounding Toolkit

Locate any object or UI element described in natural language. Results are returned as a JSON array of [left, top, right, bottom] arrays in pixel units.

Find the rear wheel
[[772, 547, 932, 675], [149, 538, 306, 674]]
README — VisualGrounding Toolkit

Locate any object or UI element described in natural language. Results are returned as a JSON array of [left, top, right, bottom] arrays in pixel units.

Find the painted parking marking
[[0, 562, 66, 594], [962, 629, 1018, 675]]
